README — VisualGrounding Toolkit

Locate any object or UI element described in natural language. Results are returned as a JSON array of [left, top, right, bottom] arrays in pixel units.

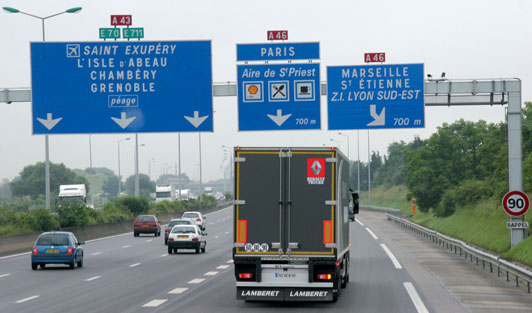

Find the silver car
[[167, 225, 207, 254], [181, 211, 206, 230]]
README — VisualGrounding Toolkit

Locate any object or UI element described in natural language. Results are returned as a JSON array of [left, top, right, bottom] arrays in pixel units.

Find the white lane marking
[[209, 222, 214, 225], [216, 265, 230, 269], [214, 236, 219, 238], [146, 239, 152, 243], [225, 231, 229, 234], [129, 263, 141, 268], [15, 295, 39, 303], [161, 254, 168, 257], [365, 227, 379, 240], [85, 232, 132, 243], [168, 287, 188, 294], [381, 244, 403, 269], [356, 219, 364, 226], [227, 259, 233, 263], [0, 251, 31, 260], [91, 252, 102, 256], [188, 278, 205, 284], [85, 276, 101, 282], [204, 205, 232, 216], [204, 271, 218, 276], [122, 245, 131, 248], [403, 282, 429, 313], [0, 273, 11, 278], [142, 299, 168, 307]]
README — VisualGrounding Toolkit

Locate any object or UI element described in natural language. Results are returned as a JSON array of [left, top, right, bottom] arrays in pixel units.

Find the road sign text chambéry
[[31, 41, 213, 134]]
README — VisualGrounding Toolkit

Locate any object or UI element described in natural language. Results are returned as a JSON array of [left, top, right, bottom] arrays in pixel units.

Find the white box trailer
[[232, 147, 358, 302]]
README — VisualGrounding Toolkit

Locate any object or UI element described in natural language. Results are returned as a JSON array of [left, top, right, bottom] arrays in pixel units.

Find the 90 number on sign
[[502, 191, 530, 216]]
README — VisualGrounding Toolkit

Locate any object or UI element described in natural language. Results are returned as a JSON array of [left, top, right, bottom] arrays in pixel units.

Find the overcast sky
[[1, 0, 531, 184]]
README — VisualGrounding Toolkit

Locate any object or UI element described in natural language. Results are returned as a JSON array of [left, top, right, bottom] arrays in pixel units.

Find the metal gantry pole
[[368, 130, 371, 207], [118, 141, 122, 196], [178, 133, 182, 201], [199, 133, 203, 200], [134, 134, 139, 197], [357, 130, 360, 194]]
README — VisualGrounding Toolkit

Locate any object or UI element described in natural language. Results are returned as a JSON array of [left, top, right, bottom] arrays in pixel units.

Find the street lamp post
[[118, 138, 130, 196], [3, 6, 82, 210], [338, 132, 350, 161], [199, 133, 203, 200], [221, 145, 233, 194]]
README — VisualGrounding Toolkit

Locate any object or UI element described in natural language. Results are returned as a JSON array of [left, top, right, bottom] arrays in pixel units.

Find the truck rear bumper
[[236, 282, 334, 301]]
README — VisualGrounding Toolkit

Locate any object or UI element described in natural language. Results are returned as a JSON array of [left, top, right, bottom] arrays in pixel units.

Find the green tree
[[157, 173, 191, 185], [102, 175, 120, 199], [125, 174, 155, 197], [10, 162, 89, 200]]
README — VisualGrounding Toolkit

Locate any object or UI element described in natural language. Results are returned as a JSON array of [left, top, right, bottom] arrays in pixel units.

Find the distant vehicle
[[164, 219, 193, 245], [31, 231, 84, 270], [134, 215, 161, 237], [176, 189, 192, 201], [58, 184, 86, 205], [214, 192, 226, 201], [167, 225, 207, 254], [204, 186, 213, 196], [182, 211, 206, 230], [232, 147, 356, 302], [155, 185, 173, 202]]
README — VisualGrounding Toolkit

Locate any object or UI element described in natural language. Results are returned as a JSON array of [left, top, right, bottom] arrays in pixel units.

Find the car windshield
[[171, 226, 197, 234], [137, 216, 155, 222], [37, 234, 69, 246], [182, 213, 199, 218], [169, 220, 191, 227]]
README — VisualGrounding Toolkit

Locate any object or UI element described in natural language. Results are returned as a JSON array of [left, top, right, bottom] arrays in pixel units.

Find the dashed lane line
[[365, 227, 379, 240], [161, 253, 168, 257], [227, 259, 233, 263], [15, 295, 39, 304], [0, 273, 11, 278], [168, 287, 188, 294], [129, 263, 141, 268], [122, 245, 131, 248], [85, 276, 101, 282], [91, 252, 102, 256], [204, 271, 218, 276], [145, 239, 152, 243], [216, 265, 230, 270], [403, 282, 429, 313], [142, 299, 168, 307], [381, 244, 403, 269], [188, 278, 205, 284], [356, 219, 365, 226]]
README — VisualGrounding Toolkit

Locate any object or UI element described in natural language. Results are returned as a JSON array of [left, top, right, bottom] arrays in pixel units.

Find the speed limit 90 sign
[[502, 191, 529, 216]]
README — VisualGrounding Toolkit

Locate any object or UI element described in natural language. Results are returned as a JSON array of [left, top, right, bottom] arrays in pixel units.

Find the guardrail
[[384, 211, 532, 294]]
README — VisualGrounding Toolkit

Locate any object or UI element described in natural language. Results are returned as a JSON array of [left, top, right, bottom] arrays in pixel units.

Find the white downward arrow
[[267, 109, 292, 127], [367, 105, 385, 126], [111, 112, 136, 129], [184, 111, 209, 128], [37, 113, 62, 130]]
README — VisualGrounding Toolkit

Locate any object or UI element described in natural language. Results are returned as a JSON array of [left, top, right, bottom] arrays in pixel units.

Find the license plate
[[178, 235, 188, 239], [142, 224, 150, 227], [46, 249, 59, 253]]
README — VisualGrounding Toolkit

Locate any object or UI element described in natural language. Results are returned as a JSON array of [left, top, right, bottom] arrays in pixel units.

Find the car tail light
[[238, 273, 253, 279], [317, 274, 332, 280], [67, 246, 73, 254], [196, 218, 201, 222], [32, 246, 38, 254], [192, 237, 199, 242], [169, 237, 174, 242]]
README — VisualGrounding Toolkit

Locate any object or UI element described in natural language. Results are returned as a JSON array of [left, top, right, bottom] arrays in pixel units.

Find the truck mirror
[[351, 192, 359, 214]]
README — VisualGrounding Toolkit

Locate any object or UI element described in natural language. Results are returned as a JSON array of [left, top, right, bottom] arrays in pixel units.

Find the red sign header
[[364, 52, 385, 63], [111, 15, 132, 26], [267, 30, 288, 41]]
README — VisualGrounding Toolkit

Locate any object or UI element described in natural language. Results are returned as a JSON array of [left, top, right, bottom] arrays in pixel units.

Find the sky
[[1, 0, 531, 185]]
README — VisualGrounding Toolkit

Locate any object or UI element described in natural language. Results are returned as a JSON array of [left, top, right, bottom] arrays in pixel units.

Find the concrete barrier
[[0, 202, 233, 257]]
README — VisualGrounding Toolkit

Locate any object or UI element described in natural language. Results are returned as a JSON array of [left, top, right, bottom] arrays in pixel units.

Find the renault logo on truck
[[307, 158, 325, 184]]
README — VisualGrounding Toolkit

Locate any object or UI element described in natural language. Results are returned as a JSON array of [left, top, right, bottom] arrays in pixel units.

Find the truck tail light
[[238, 273, 253, 279], [67, 246, 73, 254], [32, 246, 38, 254], [317, 274, 332, 280]]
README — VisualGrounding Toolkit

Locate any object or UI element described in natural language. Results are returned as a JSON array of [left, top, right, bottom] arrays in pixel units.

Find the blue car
[[31, 231, 84, 270]]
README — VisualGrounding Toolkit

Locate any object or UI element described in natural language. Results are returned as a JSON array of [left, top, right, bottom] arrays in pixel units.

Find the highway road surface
[[1, 207, 530, 313]]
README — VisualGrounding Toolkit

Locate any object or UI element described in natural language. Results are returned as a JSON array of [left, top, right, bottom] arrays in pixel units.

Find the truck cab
[[58, 184, 87, 206]]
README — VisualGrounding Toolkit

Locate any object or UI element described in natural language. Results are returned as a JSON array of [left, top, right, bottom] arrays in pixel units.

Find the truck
[[58, 184, 87, 205], [155, 185, 173, 202], [232, 147, 358, 302]]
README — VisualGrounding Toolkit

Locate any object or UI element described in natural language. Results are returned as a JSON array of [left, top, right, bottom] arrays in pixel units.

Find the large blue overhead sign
[[236, 42, 321, 131], [31, 41, 213, 134], [327, 64, 425, 130], [237, 42, 319, 61]]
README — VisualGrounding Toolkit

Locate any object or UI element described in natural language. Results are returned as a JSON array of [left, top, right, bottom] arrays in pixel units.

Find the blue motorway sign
[[237, 63, 321, 131], [30, 41, 213, 134], [237, 42, 319, 61], [327, 64, 424, 130]]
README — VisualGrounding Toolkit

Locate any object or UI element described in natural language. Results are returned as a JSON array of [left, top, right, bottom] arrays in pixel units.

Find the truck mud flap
[[237, 287, 333, 302]]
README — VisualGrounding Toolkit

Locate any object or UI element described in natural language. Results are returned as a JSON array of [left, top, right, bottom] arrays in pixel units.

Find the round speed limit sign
[[502, 191, 529, 216]]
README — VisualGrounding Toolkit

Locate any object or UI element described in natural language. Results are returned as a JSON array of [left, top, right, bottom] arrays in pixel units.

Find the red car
[[134, 215, 161, 237]]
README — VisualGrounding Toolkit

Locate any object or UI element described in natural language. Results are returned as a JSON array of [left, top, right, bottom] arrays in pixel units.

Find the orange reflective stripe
[[323, 220, 333, 244], [237, 220, 247, 243]]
